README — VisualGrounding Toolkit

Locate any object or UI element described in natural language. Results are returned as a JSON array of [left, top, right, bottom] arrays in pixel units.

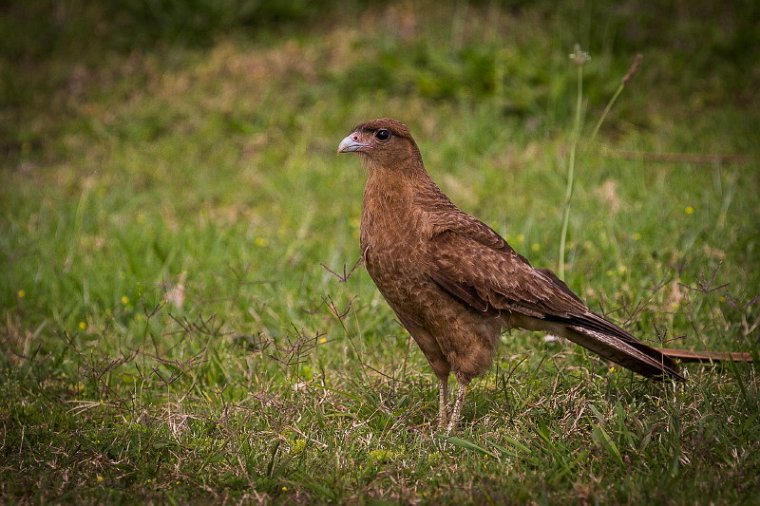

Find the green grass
[[2, 2, 759, 503]]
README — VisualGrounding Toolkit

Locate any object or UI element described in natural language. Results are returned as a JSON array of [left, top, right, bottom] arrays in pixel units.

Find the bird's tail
[[564, 325, 684, 380], [658, 348, 753, 363], [560, 318, 753, 380], [516, 311, 684, 380]]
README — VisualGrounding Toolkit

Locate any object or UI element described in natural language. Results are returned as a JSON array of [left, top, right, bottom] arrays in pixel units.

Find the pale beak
[[338, 132, 370, 153]]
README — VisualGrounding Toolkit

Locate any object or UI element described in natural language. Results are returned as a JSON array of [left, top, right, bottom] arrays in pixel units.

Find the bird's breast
[[360, 198, 431, 308]]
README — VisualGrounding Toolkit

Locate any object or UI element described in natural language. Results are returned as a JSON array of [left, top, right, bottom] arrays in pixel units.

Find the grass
[[2, 1, 759, 503]]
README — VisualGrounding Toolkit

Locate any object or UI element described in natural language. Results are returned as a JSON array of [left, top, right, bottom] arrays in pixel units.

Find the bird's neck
[[362, 162, 432, 210], [360, 166, 426, 262]]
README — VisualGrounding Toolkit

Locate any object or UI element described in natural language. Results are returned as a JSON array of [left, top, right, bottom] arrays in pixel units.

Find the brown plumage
[[338, 118, 687, 433]]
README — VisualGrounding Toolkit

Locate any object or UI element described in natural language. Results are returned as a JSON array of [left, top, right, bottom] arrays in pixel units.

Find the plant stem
[[589, 54, 642, 146], [588, 82, 624, 146], [558, 64, 584, 279]]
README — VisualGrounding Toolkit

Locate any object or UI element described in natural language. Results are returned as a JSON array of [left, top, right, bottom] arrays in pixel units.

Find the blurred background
[[3, 0, 758, 161]]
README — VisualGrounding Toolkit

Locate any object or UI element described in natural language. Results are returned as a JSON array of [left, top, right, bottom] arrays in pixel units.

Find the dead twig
[[320, 257, 363, 283], [602, 148, 750, 165]]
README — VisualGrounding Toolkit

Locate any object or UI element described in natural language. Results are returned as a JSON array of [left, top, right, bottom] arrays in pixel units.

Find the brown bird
[[337, 118, 740, 433]]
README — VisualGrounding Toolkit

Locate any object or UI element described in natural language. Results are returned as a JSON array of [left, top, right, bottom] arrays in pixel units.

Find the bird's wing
[[427, 224, 586, 318], [427, 216, 682, 379], [422, 199, 581, 314]]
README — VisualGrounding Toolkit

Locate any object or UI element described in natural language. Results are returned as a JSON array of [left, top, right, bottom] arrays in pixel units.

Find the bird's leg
[[437, 377, 450, 430], [445, 376, 469, 435]]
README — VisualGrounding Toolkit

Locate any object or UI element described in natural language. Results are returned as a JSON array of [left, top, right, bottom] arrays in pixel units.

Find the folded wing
[[428, 219, 683, 380]]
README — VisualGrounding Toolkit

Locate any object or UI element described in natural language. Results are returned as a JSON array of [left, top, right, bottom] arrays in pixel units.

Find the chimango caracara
[[337, 118, 683, 433]]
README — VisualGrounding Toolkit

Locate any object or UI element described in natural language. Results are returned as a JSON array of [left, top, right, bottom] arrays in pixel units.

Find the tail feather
[[541, 310, 684, 380], [659, 348, 753, 363], [564, 326, 683, 380], [520, 310, 749, 380]]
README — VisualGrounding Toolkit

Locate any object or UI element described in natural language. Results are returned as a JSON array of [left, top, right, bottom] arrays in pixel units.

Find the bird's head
[[337, 118, 423, 171]]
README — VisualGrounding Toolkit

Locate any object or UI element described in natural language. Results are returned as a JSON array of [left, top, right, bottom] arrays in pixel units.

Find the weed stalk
[[588, 54, 643, 145], [558, 44, 589, 279], [558, 50, 643, 278]]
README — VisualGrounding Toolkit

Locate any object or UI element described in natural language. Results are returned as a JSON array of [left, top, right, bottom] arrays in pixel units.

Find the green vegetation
[[2, 1, 758, 503]]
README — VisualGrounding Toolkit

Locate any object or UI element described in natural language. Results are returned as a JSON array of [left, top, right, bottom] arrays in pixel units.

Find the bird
[[337, 118, 746, 433]]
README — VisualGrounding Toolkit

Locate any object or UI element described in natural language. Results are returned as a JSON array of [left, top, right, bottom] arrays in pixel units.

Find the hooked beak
[[337, 132, 370, 153]]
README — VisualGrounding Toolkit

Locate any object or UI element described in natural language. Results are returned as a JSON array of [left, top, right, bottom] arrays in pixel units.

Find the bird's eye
[[375, 129, 390, 140]]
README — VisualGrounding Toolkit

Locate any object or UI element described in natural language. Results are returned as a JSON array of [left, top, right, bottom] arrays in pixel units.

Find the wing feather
[[429, 226, 586, 318]]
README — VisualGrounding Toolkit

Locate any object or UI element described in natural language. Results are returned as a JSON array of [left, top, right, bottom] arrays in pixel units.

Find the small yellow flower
[[121, 295, 130, 305], [368, 448, 399, 464], [254, 237, 269, 247], [290, 438, 307, 454], [17, 289, 26, 298], [318, 336, 328, 344], [617, 265, 627, 274], [96, 475, 104, 483], [531, 243, 541, 252], [684, 206, 694, 215], [426, 451, 442, 465], [515, 233, 525, 244], [632, 232, 641, 241], [78, 321, 87, 331], [282, 486, 288, 492]]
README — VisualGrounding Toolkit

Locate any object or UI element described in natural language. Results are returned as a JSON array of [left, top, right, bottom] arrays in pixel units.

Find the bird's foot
[[437, 377, 450, 431], [444, 415, 458, 435], [437, 408, 450, 431], [444, 380, 468, 435]]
